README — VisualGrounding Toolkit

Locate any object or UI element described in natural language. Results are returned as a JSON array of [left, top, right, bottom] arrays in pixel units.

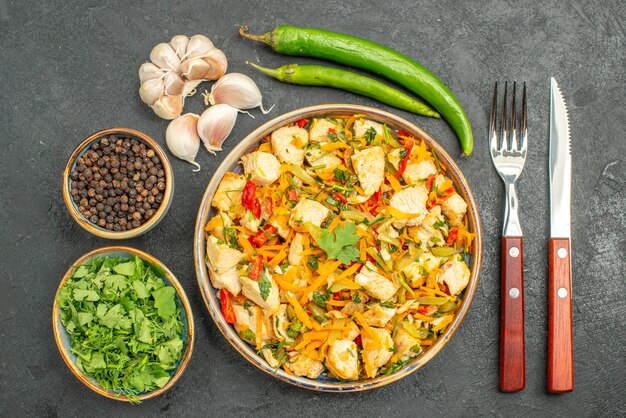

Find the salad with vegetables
[[205, 114, 474, 380]]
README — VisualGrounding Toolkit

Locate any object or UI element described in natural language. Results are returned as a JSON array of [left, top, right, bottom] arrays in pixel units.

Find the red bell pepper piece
[[250, 230, 269, 248], [296, 118, 309, 128], [242, 181, 256, 210], [266, 197, 273, 215], [287, 188, 298, 201], [249, 255, 264, 280], [417, 305, 430, 315], [219, 289, 236, 324], [328, 128, 336, 134], [425, 174, 436, 191], [261, 134, 271, 142], [446, 227, 458, 245], [354, 334, 363, 349], [264, 224, 277, 235], [252, 198, 262, 219], [395, 141, 414, 178], [397, 130, 410, 137]]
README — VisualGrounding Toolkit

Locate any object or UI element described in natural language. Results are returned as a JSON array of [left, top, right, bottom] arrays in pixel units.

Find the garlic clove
[[139, 78, 164, 106], [138, 62, 167, 84], [166, 113, 201, 171], [180, 58, 210, 81], [184, 35, 215, 60], [208, 72, 272, 113], [183, 80, 203, 97], [202, 48, 228, 80], [197, 103, 238, 154], [163, 71, 185, 96], [151, 94, 184, 120], [150, 43, 181, 72], [169, 35, 189, 59]]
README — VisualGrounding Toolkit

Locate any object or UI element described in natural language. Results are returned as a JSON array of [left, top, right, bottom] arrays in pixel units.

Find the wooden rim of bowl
[[194, 104, 482, 392], [62, 128, 174, 239], [52, 246, 195, 402]]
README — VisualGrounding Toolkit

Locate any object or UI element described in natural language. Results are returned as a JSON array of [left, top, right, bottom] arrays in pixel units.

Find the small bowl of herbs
[[53, 246, 194, 403]]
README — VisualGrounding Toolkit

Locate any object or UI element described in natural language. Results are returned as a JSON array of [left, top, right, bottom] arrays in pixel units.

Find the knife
[[548, 77, 574, 393]]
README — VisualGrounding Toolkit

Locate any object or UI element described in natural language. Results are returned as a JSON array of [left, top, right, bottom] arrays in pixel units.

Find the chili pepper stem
[[239, 26, 268, 43]]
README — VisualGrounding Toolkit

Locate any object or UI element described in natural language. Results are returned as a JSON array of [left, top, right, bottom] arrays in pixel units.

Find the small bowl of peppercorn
[[63, 128, 174, 239]]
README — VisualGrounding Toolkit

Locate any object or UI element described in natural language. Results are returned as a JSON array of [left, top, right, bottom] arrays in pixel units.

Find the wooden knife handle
[[499, 236, 525, 392], [548, 237, 574, 393]]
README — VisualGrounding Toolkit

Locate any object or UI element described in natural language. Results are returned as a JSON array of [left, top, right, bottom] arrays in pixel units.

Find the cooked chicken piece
[[362, 304, 397, 327], [353, 119, 383, 138], [208, 212, 233, 242], [289, 199, 330, 228], [354, 262, 399, 301], [389, 185, 429, 228], [305, 148, 342, 169], [287, 353, 325, 379], [341, 301, 366, 316], [288, 233, 305, 266], [232, 305, 273, 342], [240, 151, 281, 186], [342, 320, 360, 341], [387, 148, 401, 170], [438, 255, 470, 296], [362, 327, 393, 377], [402, 159, 437, 186], [261, 348, 281, 368], [402, 252, 441, 285], [309, 118, 340, 143], [206, 235, 244, 273], [273, 304, 292, 341], [240, 210, 261, 233], [326, 339, 359, 380], [271, 125, 308, 165], [212, 172, 246, 213], [441, 193, 468, 226], [416, 205, 446, 247], [394, 329, 421, 362], [241, 270, 280, 314], [351, 146, 385, 196], [208, 266, 241, 296]]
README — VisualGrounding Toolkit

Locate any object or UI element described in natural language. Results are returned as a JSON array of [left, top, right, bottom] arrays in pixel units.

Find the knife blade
[[547, 77, 574, 393]]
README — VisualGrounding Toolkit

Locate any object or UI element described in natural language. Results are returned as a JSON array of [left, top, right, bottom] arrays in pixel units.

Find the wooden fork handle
[[548, 237, 574, 393], [499, 236, 525, 392]]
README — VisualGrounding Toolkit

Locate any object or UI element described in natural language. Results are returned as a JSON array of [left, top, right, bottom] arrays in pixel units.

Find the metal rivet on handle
[[509, 287, 520, 299], [509, 247, 520, 258], [558, 287, 568, 298], [557, 248, 568, 258]]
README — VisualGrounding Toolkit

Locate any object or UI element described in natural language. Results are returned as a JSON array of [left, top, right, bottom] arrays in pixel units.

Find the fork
[[490, 81, 527, 392]]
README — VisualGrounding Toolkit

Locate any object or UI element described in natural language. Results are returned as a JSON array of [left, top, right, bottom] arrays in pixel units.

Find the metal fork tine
[[511, 81, 518, 151], [490, 82, 498, 151], [500, 81, 508, 151], [520, 82, 527, 151]]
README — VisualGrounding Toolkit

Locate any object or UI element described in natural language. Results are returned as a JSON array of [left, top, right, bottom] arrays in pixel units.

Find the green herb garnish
[[258, 270, 271, 301], [317, 222, 360, 265], [56, 256, 184, 403]]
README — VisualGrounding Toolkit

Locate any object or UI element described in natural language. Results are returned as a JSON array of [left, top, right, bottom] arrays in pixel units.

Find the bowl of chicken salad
[[194, 104, 482, 392]]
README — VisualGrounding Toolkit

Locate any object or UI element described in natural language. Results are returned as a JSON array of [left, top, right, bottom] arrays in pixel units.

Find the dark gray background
[[1, 0, 624, 416]]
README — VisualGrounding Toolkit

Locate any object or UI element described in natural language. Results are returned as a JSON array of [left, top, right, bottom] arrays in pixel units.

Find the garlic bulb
[[202, 49, 228, 80], [150, 43, 181, 72], [139, 78, 164, 105], [152, 94, 184, 120], [163, 71, 185, 96], [181, 58, 210, 81], [184, 35, 214, 60], [197, 104, 238, 154], [209, 72, 272, 113], [166, 113, 201, 171], [169, 35, 189, 59], [138, 62, 166, 84]]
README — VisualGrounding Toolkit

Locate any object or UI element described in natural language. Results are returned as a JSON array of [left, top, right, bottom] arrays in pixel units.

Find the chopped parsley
[[258, 270, 271, 301]]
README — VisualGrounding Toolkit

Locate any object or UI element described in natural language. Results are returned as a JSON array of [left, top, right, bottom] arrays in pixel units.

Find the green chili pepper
[[248, 62, 439, 118], [241, 25, 473, 156]]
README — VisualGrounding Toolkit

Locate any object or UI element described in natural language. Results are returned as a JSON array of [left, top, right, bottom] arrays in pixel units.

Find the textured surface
[[1, 0, 625, 416]]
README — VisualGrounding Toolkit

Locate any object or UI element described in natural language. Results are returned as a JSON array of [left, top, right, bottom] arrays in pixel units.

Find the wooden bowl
[[194, 104, 482, 392], [62, 128, 174, 239], [53, 246, 195, 402]]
